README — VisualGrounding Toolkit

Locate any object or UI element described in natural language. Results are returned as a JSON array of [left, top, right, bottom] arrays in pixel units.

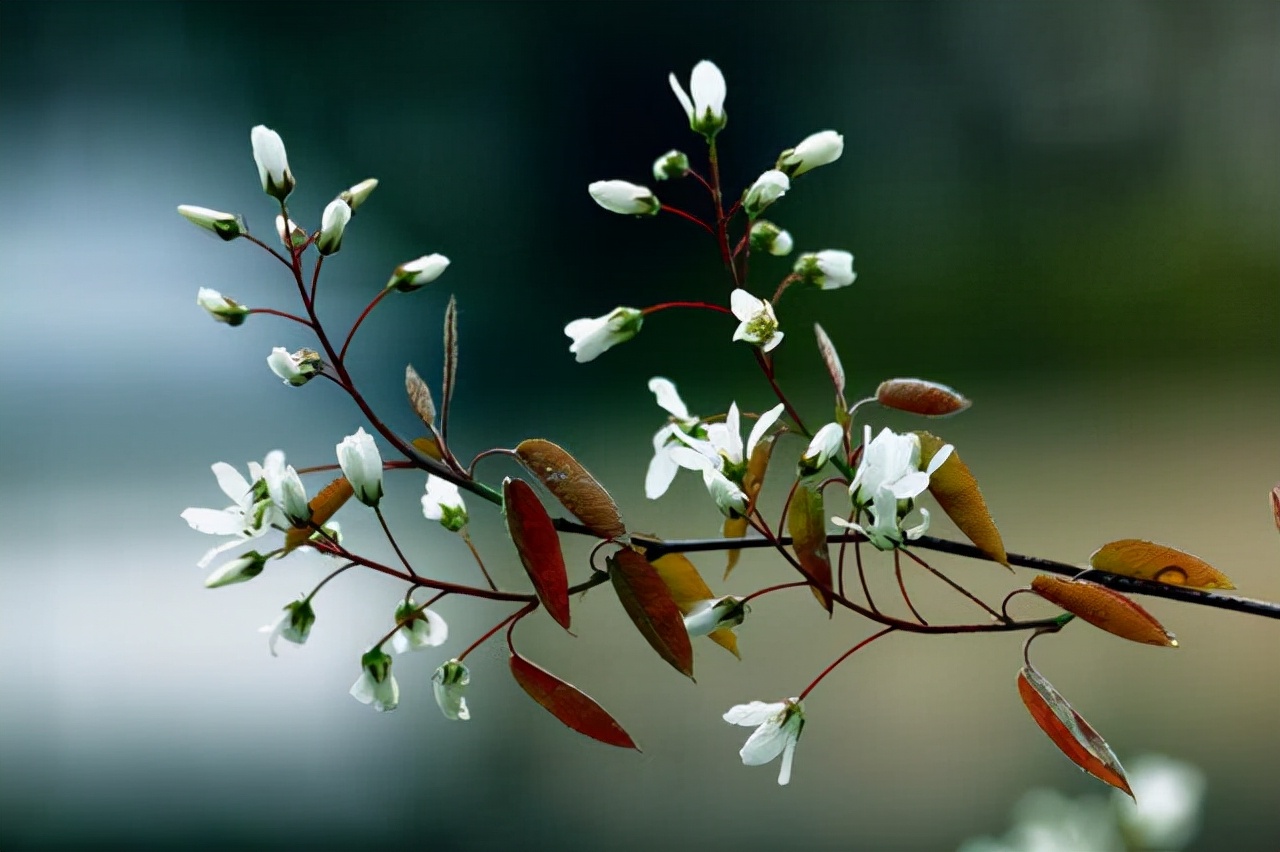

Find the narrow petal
[[924, 443, 954, 476], [649, 377, 689, 419], [739, 719, 789, 766], [746, 403, 786, 456], [668, 73, 694, 119], [724, 700, 785, 727], [723, 404, 743, 462], [668, 446, 715, 473], [645, 451, 680, 500], [212, 462, 252, 504], [181, 507, 245, 536], [777, 735, 798, 785]]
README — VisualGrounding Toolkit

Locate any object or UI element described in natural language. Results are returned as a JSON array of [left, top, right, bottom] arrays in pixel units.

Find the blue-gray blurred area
[[2, 1, 1278, 850]]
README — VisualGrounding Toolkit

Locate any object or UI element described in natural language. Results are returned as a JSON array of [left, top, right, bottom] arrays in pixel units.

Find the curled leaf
[[441, 295, 458, 435], [724, 435, 775, 578], [283, 476, 352, 552], [916, 432, 1009, 569], [514, 439, 626, 539], [1089, 539, 1234, 591], [648, 551, 740, 658], [405, 364, 436, 428], [787, 480, 834, 612], [1271, 484, 1280, 533], [877, 378, 970, 417], [1031, 575, 1177, 648], [509, 654, 638, 750], [1017, 665, 1133, 798], [607, 548, 693, 678], [503, 478, 571, 630], [814, 323, 847, 410]]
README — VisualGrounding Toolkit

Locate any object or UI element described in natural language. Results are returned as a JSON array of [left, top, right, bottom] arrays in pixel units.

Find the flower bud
[[263, 450, 311, 525], [684, 596, 747, 637], [793, 250, 856, 290], [588, 180, 660, 216], [251, 125, 294, 200], [205, 551, 268, 588], [422, 475, 468, 531], [275, 215, 307, 249], [749, 220, 793, 257], [386, 253, 450, 292], [261, 598, 315, 656], [350, 647, 399, 712], [652, 149, 690, 181], [432, 658, 471, 721], [798, 422, 844, 477], [337, 427, 383, 506], [177, 205, 246, 241], [196, 287, 250, 326], [741, 170, 789, 219], [563, 306, 644, 363], [267, 346, 322, 387], [316, 199, 351, 256], [669, 60, 727, 139], [776, 130, 844, 178], [340, 178, 378, 212], [390, 599, 449, 653]]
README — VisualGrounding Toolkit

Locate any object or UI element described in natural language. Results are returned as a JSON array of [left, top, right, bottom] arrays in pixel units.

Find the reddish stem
[[660, 204, 716, 235], [339, 288, 390, 361], [249, 307, 313, 327], [462, 604, 536, 662], [642, 300, 734, 316], [799, 627, 896, 700], [894, 549, 929, 625]]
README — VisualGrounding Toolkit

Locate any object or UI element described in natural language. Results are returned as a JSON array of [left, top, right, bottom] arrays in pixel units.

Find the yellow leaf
[[1089, 539, 1234, 591], [916, 431, 1009, 569], [649, 551, 740, 659], [411, 436, 444, 461], [787, 480, 834, 612], [1031, 575, 1177, 647]]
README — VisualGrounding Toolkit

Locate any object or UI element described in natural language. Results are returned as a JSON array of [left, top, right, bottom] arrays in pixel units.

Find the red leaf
[[876, 378, 970, 417], [1031, 575, 1177, 648], [509, 654, 639, 750], [607, 548, 694, 678], [1017, 666, 1133, 798], [787, 480, 834, 612], [1272, 484, 1280, 533], [503, 477, 571, 630]]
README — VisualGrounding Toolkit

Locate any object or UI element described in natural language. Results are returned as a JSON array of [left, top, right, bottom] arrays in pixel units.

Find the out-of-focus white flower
[[798, 422, 844, 477], [266, 346, 321, 387], [422, 475, 468, 531], [350, 648, 399, 712], [653, 149, 690, 181], [260, 598, 315, 656], [204, 550, 268, 588], [177, 205, 246, 241], [390, 599, 449, 654], [729, 289, 783, 352], [645, 378, 702, 500], [386, 254, 450, 292], [563, 306, 644, 363], [251, 125, 295, 200], [1115, 755, 1206, 851], [724, 698, 805, 785], [749, 220, 793, 256], [831, 426, 952, 550], [684, 596, 747, 637], [432, 658, 471, 721], [794, 250, 856, 289], [182, 456, 285, 568], [588, 180, 660, 216], [316, 199, 351, 255], [741, 169, 789, 219], [261, 450, 311, 525], [776, 130, 844, 178], [340, 178, 378, 212], [337, 428, 383, 507], [196, 287, 250, 326], [669, 60, 727, 138], [275, 215, 306, 248]]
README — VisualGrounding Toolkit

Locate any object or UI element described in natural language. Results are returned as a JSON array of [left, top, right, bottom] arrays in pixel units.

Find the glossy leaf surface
[[724, 436, 775, 578], [503, 478, 571, 630], [1089, 539, 1234, 590], [509, 654, 638, 749], [608, 548, 694, 678], [917, 431, 1009, 568], [515, 439, 626, 539], [1031, 575, 1177, 647], [876, 378, 970, 417], [787, 480, 834, 612]]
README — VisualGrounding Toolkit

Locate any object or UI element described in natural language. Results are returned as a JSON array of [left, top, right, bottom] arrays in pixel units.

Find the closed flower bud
[[684, 596, 747, 637], [275, 215, 307, 249], [251, 125, 294, 200], [205, 550, 268, 588], [422, 475, 468, 531], [669, 60, 727, 139], [793, 250, 856, 290], [386, 253, 450, 292], [390, 599, 449, 653], [316, 199, 351, 256], [749, 220, 794, 256], [588, 180, 660, 216], [177, 205, 246, 241], [350, 647, 399, 712], [776, 130, 844, 178], [563, 306, 644, 363], [742, 170, 789, 219], [432, 658, 471, 721], [337, 427, 384, 506], [266, 346, 322, 387], [652, 149, 690, 181], [798, 422, 844, 477], [340, 178, 378, 212], [196, 287, 250, 326]]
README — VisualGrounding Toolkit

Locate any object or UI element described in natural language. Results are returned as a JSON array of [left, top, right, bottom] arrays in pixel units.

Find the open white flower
[[673, 401, 784, 482], [251, 125, 294, 200], [588, 180, 660, 216], [832, 426, 952, 550], [564, 306, 644, 363], [196, 287, 250, 326], [260, 598, 315, 656], [182, 456, 284, 568], [684, 596, 747, 638], [350, 648, 398, 712], [422, 475, 468, 531], [432, 659, 471, 721], [798, 422, 844, 477], [741, 169, 789, 219], [261, 450, 310, 525], [669, 60, 727, 138], [777, 130, 845, 178], [337, 428, 383, 507], [177, 205, 246, 241], [730, 289, 784, 352], [724, 698, 805, 785], [794, 249, 856, 290], [390, 599, 449, 654], [316, 198, 351, 256], [386, 253, 450, 292], [645, 377, 701, 500]]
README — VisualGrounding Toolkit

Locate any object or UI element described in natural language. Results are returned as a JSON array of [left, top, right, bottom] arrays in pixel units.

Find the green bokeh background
[[2, 2, 1277, 850]]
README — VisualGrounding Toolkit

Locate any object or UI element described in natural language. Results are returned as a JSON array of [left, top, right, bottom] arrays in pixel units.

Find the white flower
[[422, 475, 468, 531], [652, 149, 689, 181], [259, 599, 315, 656], [337, 428, 384, 507], [588, 180, 660, 216], [684, 596, 747, 637], [749, 220, 793, 257], [275, 215, 306, 248], [667, 401, 783, 516], [831, 426, 952, 550], [250, 125, 294, 200], [645, 377, 700, 500], [1115, 755, 1206, 850], [204, 551, 267, 588], [741, 169, 790, 218], [390, 599, 449, 653], [386, 253, 450, 292], [777, 130, 844, 178], [798, 422, 844, 477], [794, 250, 856, 290], [261, 449, 311, 525], [316, 198, 351, 255], [350, 648, 399, 712], [177, 205, 245, 241], [432, 659, 471, 721], [182, 456, 284, 568], [266, 346, 321, 387], [340, 177, 378, 212], [724, 698, 805, 785], [730, 289, 784, 352], [563, 306, 644, 363], [669, 60, 727, 138], [196, 287, 250, 326]]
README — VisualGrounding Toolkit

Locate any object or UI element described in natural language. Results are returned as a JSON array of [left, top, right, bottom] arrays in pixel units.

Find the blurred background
[[2, 1, 1278, 850]]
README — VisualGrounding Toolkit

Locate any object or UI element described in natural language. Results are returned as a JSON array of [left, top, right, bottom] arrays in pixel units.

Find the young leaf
[[916, 431, 1010, 569], [1089, 539, 1235, 591], [1017, 665, 1133, 798], [607, 548, 694, 678], [509, 654, 639, 750], [787, 480, 834, 612], [405, 363, 436, 428], [441, 295, 458, 436], [514, 439, 626, 539], [1030, 575, 1177, 648], [876, 378, 970, 417], [411, 435, 444, 461], [648, 551, 740, 658], [283, 476, 353, 552], [724, 435, 775, 578], [503, 478, 571, 630], [1272, 484, 1280, 533], [813, 323, 847, 410]]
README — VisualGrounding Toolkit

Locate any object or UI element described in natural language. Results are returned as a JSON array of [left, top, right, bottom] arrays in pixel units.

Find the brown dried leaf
[[441, 295, 458, 433], [283, 476, 353, 552], [405, 364, 436, 428], [608, 548, 694, 678], [877, 378, 971, 417], [1089, 539, 1235, 591], [813, 323, 847, 410], [509, 654, 639, 749], [1031, 575, 1177, 648], [787, 480, 834, 612], [916, 432, 1009, 569], [1270, 485, 1280, 533], [514, 439, 626, 539], [503, 478, 571, 630], [649, 551, 740, 658]]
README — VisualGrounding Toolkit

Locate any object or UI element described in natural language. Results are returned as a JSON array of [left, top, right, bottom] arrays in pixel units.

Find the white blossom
[[390, 599, 449, 654], [196, 287, 250, 326], [669, 60, 727, 137], [316, 199, 351, 255], [204, 551, 267, 588], [337, 428, 384, 507], [777, 130, 844, 178], [831, 426, 952, 550], [432, 659, 471, 721], [741, 169, 789, 218], [563, 306, 644, 363], [422, 475, 468, 531], [266, 346, 321, 387], [724, 698, 805, 785], [684, 596, 747, 638], [588, 180, 660, 216], [251, 125, 294, 200], [794, 250, 856, 290], [177, 205, 245, 241], [340, 178, 378, 212], [798, 422, 844, 477], [182, 456, 284, 568], [260, 599, 315, 656], [350, 648, 398, 712], [386, 254, 450, 292], [729, 289, 783, 352], [749, 220, 793, 256], [645, 377, 700, 500], [275, 215, 306, 248], [261, 449, 310, 525]]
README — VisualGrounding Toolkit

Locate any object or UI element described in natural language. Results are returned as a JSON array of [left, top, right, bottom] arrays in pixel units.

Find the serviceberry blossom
[[204, 551, 267, 589], [251, 124, 294, 200], [340, 177, 378, 212], [645, 378, 702, 500], [724, 698, 805, 786], [797, 422, 844, 477], [832, 426, 953, 550], [433, 659, 471, 721], [196, 287, 250, 326], [177, 205, 245, 241], [261, 598, 315, 656], [669, 59, 727, 138], [667, 401, 783, 516], [261, 449, 310, 525], [337, 428, 384, 507], [588, 180, 660, 216], [564, 307, 644, 363], [749, 220, 793, 257], [316, 198, 351, 256], [776, 130, 844, 178], [350, 648, 399, 712], [652, 149, 690, 181], [266, 346, 321, 387], [684, 596, 747, 638], [422, 475, 468, 531], [741, 170, 789, 219], [181, 456, 284, 568], [386, 254, 450, 292], [390, 599, 449, 654], [794, 250, 856, 290], [275, 215, 306, 248], [730, 289, 784, 352]]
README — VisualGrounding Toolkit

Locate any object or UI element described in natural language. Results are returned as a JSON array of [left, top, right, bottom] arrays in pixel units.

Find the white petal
[[729, 288, 760, 322], [776, 734, 797, 785], [181, 507, 244, 536], [723, 700, 785, 727], [212, 462, 252, 504], [645, 450, 680, 500], [739, 718, 789, 766], [889, 470, 930, 500], [746, 403, 785, 456], [761, 331, 784, 352], [350, 672, 376, 704], [723, 403, 743, 462], [924, 443, 954, 476], [690, 60, 726, 115], [668, 72, 694, 119], [668, 446, 715, 473], [196, 537, 243, 569], [649, 377, 689, 419]]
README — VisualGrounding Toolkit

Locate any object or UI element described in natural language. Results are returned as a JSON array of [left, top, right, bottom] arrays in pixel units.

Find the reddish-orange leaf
[[284, 476, 353, 552], [814, 323, 847, 411], [1031, 575, 1177, 648], [916, 432, 1010, 569], [649, 551, 740, 658], [509, 654, 638, 750], [1089, 539, 1234, 591], [514, 439, 626, 539], [787, 480, 834, 612], [724, 436, 775, 578], [405, 364, 436, 428], [607, 548, 694, 678], [411, 435, 444, 461], [1017, 666, 1133, 798], [503, 478, 571, 631], [877, 378, 971, 417], [1272, 485, 1280, 532]]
